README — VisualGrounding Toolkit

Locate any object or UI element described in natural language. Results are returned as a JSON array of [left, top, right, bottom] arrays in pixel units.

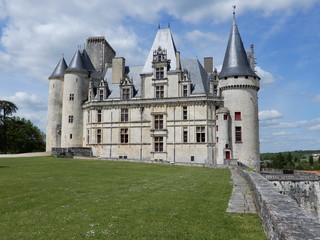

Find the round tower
[[218, 12, 260, 171], [216, 107, 231, 165], [61, 50, 89, 148], [46, 57, 67, 152]]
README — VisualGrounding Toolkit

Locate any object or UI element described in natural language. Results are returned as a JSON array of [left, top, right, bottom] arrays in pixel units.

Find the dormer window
[[153, 47, 167, 63], [122, 88, 130, 100], [120, 76, 136, 100]]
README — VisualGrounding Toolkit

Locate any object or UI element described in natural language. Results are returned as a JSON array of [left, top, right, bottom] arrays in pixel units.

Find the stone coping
[[238, 168, 320, 240]]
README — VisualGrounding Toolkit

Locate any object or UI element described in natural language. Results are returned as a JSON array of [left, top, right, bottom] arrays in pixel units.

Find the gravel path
[[0, 152, 51, 158]]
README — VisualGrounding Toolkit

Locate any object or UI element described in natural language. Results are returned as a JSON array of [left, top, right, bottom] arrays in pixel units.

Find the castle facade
[[46, 14, 261, 170]]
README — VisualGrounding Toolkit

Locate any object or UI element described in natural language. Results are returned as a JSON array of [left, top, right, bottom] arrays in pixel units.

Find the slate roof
[[142, 28, 177, 74], [103, 65, 144, 99], [66, 50, 88, 72], [180, 58, 209, 95], [219, 14, 258, 79], [49, 57, 67, 79]]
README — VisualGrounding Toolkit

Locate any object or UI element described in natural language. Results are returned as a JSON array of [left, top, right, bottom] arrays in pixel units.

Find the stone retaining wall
[[238, 168, 320, 240]]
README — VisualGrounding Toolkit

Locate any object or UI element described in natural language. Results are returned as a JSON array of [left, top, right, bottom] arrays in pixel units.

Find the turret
[[61, 50, 89, 148], [218, 10, 260, 171], [46, 57, 67, 152]]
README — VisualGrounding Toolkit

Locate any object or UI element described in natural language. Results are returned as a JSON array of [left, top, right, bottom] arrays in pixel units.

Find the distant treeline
[[261, 150, 320, 170]]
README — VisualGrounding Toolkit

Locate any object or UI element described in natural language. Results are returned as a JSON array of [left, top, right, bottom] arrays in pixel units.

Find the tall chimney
[[176, 51, 181, 70], [204, 57, 213, 73], [112, 57, 125, 84]]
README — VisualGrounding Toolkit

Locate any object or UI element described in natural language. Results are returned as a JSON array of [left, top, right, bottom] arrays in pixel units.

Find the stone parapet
[[238, 168, 320, 240]]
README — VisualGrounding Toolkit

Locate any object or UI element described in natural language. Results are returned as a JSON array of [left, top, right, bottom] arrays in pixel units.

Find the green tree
[[309, 155, 314, 168], [2, 117, 45, 153], [0, 100, 18, 153]]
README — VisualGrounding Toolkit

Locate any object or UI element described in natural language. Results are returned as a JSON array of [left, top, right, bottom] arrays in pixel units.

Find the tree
[[0, 100, 18, 154], [309, 155, 314, 168], [2, 117, 45, 153]]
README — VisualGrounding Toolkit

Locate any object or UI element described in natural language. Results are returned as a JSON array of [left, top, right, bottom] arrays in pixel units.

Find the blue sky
[[0, 0, 319, 153]]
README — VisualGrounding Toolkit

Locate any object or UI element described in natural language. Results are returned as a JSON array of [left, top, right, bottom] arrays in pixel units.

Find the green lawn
[[0, 157, 266, 240]]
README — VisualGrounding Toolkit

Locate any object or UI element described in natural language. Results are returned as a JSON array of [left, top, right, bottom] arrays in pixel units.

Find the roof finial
[[168, 22, 170, 29], [233, 5, 236, 15], [158, 23, 160, 29]]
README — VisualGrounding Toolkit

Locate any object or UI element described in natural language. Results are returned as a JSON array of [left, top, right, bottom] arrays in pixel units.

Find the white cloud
[[271, 131, 288, 136], [259, 110, 282, 120], [255, 66, 276, 87], [186, 30, 225, 43], [309, 125, 320, 131], [4, 92, 47, 111]]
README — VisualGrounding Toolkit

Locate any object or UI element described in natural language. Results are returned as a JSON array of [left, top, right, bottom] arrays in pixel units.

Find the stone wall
[[52, 147, 93, 158], [238, 168, 320, 240]]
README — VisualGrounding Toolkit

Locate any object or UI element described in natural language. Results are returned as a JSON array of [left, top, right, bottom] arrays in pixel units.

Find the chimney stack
[[204, 57, 213, 73], [112, 57, 125, 84]]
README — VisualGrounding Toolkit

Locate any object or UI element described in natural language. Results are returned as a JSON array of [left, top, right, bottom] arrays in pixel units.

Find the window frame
[[235, 126, 242, 143], [97, 129, 102, 144], [155, 85, 164, 98], [196, 126, 205, 143], [120, 128, 129, 144], [235, 112, 241, 120], [97, 110, 102, 123], [154, 136, 164, 152], [121, 108, 129, 122], [154, 115, 164, 130], [155, 67, 164, 79]]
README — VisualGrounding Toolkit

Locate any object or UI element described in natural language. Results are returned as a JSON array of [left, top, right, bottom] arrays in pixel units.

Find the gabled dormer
[[120, 76, 137, 100], [179, 68, 191, 97]]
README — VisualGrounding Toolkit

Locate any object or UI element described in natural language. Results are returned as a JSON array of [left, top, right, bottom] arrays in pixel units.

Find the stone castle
[[46, 13, 261, 170]]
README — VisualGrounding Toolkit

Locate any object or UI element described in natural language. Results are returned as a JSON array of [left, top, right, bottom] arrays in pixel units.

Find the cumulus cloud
[[259, 110, 282, 121], [255, 66, 276, 87], [4, 92, 47, 111]]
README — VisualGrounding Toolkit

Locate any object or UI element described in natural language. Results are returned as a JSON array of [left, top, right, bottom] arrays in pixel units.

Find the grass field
[[0, 157, 266, 240]]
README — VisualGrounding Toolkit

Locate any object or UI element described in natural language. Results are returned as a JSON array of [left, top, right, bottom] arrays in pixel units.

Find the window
[[224, 114, 228, 120], [235, 112, 241, 120], [156, 85, 164, 98], [97, 110, 102, 123], [87, 130, 90, 144], [216, 115, 218, 120], [191, 156, 194, 162], [121, 108, 128, 122], [70, 134, 72, 139], [97, 129, 102, 144], [183, 127, 188, 143], [120, 128, 128, 144], [99, 89, 104, 101], [154, 115, 164, 130], [87, 111, 90, 123], [226, 151, 231, 159], [235, 126, 242, 142], [182, 85, 188, 97], [196, 127, 205, 143], [183, 106, 188, 120], [68, 115, 73, 123], [216, 125, 218, 132], [69, 94, 74, 101], [154, 136, 163, 152], [155, 67, 164, 79], [216, 137, 219, 142], [122, 88, 130, 100]]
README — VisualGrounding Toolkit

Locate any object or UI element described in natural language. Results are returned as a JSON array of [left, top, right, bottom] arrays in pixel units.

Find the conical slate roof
[[81, 49, 95, 73], [66, 50, 87, 72], [49, 57, 67, 78], [142, 28, 177, 74], [219, 14, 258, 79]]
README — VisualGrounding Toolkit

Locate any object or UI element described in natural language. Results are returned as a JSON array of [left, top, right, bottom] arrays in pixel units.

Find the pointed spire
[[66, 50, 87, 72], [49, 57, 67, 79], [81, 49, 95, 73], [219, 9, 258, 79]]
